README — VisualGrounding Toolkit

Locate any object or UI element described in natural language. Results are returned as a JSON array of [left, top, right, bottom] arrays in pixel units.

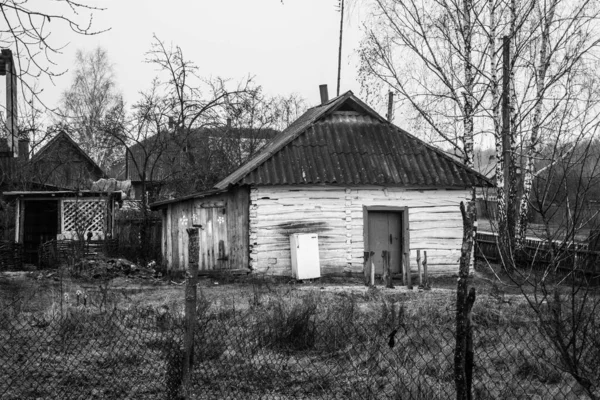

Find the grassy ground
[[0, 266, 596, 399]]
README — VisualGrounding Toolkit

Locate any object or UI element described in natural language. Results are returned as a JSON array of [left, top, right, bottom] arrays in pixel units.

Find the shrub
[[257, 294, 318, 351]]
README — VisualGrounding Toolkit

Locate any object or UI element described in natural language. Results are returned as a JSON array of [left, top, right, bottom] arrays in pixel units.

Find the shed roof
[[150, 188, 228, 209], [2, 191, 122, 200], [215, 91, 492, 189]]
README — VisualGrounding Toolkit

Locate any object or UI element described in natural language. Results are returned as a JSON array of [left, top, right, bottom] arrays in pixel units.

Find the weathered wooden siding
[[163, 187, 249, 271], [250, 186, 470, 276]]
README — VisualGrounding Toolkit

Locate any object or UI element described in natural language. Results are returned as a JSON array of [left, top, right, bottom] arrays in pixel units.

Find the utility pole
[[336, 0, 345, 96]]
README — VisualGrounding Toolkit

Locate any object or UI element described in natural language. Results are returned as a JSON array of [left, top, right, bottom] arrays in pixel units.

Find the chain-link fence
[[1, 285, 595, 400]]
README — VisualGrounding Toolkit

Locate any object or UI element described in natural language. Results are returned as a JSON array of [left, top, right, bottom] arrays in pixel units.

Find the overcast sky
[[32, 0, 367, 112]]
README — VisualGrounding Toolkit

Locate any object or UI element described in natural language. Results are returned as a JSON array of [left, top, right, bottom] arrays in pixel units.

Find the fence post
[[423, 251, 430, 290], [363, 251, 371, 286], [182, 228, 199, 398], [465, 288, 476, 400], [382, 250, 394, 288], [417, 250, 422, 288]]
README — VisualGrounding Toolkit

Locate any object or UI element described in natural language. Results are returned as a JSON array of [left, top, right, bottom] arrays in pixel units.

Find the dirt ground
[[0, 258, 521, 315]]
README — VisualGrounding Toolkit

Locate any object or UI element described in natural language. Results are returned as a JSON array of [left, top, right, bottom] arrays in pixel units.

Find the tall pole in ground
[[182, 228, 199, 398]]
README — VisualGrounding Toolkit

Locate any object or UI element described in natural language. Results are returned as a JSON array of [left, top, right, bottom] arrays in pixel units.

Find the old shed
[[152, 91, 491, 276], [3, 191, 121, 264]]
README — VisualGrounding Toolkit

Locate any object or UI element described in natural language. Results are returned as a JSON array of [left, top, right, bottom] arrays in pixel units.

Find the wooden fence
[[0, 240, 23, 270], [114, 218, 162, 264], [38, 239, 119, 268], [476, 232, 600, 274]]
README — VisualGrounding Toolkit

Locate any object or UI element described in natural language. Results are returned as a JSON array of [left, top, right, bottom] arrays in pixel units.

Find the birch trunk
[[507, 0, 519, 242], [455, 200, 476, 400], [455, 0, 475, 397], [489, 0, 508, 234], [516, 0, 558, 247]]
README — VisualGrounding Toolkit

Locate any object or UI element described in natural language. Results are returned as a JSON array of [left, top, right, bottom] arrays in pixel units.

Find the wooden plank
[[250, 186, 468, 276], [171, 205, 179, 270], [166, 206, 172, 268]]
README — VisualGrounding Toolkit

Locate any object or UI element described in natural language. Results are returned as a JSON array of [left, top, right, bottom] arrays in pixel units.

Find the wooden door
[[368, 211, 403, 275], [194, 204, 229, 270]]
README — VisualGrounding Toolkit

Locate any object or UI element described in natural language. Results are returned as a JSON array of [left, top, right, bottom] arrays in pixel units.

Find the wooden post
[[382, 250, 389, 286], [417, 250, 423, 287], [401, 254, 406, 286], [423, 251, 430, 290], [406, 252, 413, 290], [182, 228, 199, 398], [363, 251, 371, 286], [465, 288, 476, 400], [382, 250, 394, 288], [371, 259, 375, 286]]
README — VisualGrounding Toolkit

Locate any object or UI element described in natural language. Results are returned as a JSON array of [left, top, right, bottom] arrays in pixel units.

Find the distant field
[[478, 218, 591, 242]]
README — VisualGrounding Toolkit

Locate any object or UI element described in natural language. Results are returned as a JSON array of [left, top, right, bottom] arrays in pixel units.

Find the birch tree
[[360, 0, 600, 397], [359, 1, 484, 396], [513, 0, 600, 246], [58, 47, 126, 171]]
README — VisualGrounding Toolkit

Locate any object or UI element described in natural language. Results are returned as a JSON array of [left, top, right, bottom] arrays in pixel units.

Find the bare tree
[[57, 47, 125, 171], [359, 0, 600, 397], [485, 128, 600, 399], [0, 1, 106, 108], [140, 35, 282, 195]]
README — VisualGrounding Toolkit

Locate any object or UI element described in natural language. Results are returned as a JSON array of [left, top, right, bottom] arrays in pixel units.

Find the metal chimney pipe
[[319, 84, 329, 105], [386, 91, 394, 122]]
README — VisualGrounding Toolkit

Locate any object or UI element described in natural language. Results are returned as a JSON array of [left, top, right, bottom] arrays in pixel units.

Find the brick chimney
[[0, 49, 18, 158], [18, 138, 29, 160], [319, 84, 329, 105]]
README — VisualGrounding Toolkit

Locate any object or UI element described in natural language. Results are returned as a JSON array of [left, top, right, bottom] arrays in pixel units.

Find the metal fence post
[[182, 227, 199, 398]]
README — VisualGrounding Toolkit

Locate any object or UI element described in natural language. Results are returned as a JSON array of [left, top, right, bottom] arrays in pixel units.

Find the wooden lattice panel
[[62, 199, 107, 238]]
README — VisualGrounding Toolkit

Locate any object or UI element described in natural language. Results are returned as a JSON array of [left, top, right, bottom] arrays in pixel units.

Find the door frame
[[363, 206, 410, 273]]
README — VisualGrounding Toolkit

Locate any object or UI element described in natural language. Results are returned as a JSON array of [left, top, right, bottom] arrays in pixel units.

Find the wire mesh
[[0, 288, 594, 399]]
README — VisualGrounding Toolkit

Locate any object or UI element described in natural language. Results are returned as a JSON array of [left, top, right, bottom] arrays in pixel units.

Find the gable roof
[[215, 91, 492, 189], [31, 130, 105, 177]]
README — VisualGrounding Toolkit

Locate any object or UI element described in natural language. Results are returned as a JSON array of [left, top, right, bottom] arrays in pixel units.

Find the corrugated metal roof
[[215, 91, 491, 189], [150, 188, 228, 209], [237, 113, 488, 187]]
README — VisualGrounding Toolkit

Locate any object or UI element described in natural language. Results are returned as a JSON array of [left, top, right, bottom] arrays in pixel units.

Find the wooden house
[[151, 91, 492, 276], [29, 131, 106, 190]]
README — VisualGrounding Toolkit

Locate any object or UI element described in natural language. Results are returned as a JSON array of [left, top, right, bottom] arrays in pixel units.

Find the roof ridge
[[31, 130, 105, 177], [214, 91, 355, 189]]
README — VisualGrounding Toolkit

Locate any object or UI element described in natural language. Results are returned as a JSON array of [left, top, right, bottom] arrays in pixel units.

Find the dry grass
[[1, 271, 597, 399]]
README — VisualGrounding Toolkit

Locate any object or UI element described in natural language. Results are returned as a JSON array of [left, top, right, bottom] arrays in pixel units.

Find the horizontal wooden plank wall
[[163, 187, 249, 271], [250, 186, 470, 276]]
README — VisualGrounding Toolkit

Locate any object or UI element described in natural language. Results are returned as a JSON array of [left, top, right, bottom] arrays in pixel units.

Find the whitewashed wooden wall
[[249, 186, 471, 276]]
